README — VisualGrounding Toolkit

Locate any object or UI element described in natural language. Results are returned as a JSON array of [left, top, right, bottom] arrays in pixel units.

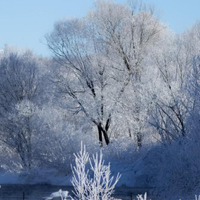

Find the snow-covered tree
[[46, 0, 164, 147], [71, 144, 120, 200], [0, 47, 41, 169], [148, 23, 200, 144]]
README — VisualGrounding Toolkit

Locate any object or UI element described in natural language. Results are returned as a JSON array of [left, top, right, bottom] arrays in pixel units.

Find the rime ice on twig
[[71, 143, 121, 200]]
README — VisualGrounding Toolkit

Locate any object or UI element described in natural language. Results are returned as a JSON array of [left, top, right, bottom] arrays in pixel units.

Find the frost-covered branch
[[71, 143, 121, 200]]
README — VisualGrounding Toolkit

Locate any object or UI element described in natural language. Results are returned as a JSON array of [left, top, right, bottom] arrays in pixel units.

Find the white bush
[[71, 143, 121, 200], [137, 193, 147, 200]]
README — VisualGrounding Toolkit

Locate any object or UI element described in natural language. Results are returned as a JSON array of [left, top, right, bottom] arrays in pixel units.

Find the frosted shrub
[[71, 144, 121, 200], [195, 195, 200, 200], [134, 136, 200, 199], [137, 193, 147, 200]]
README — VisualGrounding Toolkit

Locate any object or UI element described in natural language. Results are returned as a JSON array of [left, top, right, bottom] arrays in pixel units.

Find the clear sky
[[0, 0, 200, 57]]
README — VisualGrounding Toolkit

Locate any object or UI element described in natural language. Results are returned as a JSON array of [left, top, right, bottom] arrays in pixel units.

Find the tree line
[[0, 0, 200, 172]]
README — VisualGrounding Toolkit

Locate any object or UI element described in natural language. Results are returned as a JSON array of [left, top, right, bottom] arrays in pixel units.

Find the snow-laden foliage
[[71, 144, 120, 200], [134, 135, 200, 199], [46, 0, 164, 147], [136, 193, 147, 200], [0, 47, 41, 169], [1, 0, 200, 199], [45, 144, 121, 200]]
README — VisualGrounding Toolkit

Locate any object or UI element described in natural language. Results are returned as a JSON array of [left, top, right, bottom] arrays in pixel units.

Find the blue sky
[[0, 0, 200, 57]]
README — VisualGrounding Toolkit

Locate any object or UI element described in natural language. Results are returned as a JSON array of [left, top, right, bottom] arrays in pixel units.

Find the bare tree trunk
[[137, 132, 142, 148], [98, 123, 103, 147], [97, 122, 110, 146], [101, 127, 110, 145]]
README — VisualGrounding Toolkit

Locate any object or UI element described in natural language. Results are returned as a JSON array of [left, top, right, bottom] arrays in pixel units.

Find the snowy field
[[0, 184, 152, 200]]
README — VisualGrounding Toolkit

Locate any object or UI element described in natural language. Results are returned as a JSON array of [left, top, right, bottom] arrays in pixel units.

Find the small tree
[[71, 144, 121, 200]]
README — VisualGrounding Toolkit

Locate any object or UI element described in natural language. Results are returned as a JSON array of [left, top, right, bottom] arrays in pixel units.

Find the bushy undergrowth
[[46, 144, 121, 200], [134, 133, 200, 199], [2, 126, 200, 199]]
